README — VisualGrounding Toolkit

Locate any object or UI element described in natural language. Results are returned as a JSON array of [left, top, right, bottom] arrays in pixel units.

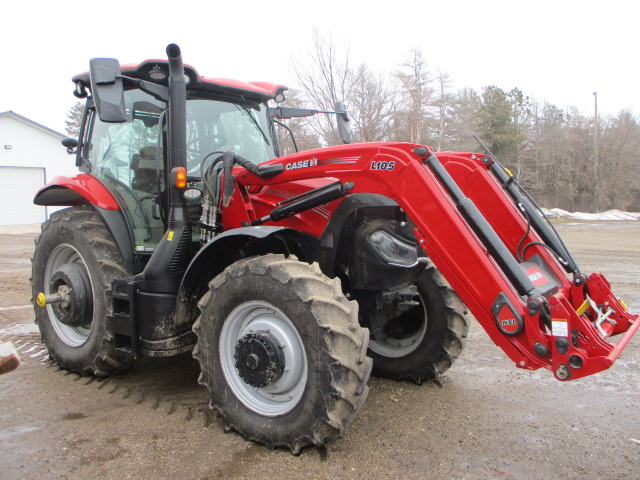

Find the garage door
[[0, 167, 46, 225]]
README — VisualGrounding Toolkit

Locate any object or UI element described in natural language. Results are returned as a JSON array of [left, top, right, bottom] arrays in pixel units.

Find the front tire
[[367, 262, 469, 384], [193, 254, 372, 453], [31, 207, 132, 376]]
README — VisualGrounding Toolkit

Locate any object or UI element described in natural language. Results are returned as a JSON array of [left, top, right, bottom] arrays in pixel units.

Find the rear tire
[[193, 254, 372, 453], [367, 262, 469, 384], [31, 207, 132, 376]]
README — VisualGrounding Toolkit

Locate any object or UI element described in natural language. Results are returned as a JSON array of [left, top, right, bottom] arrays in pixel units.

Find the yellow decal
[[576, 300, 590, 316], [167, 231, 174, 241], [619, 298, 629, 311], [504, 167, 514, 177]]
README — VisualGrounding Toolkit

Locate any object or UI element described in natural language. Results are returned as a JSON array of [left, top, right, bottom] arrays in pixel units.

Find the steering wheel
[[187, 135, 227, 173]]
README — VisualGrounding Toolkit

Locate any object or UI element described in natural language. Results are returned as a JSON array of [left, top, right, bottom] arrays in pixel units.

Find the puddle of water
[[62, 412, 88, 421]]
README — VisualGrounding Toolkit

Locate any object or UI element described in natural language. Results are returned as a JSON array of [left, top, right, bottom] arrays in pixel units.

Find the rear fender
[[33, 174, 140, 272], [175, 226, 309, 328], [34, 174, 120, 210]]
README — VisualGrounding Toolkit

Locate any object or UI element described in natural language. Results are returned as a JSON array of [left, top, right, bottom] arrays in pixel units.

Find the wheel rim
[[219, 301, 308, 417], [44, 244, 94, 347], [368, 293, 428, 358]]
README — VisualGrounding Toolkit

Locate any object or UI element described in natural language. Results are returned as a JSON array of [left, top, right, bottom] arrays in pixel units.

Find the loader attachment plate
[[532, 272, 639, 381]]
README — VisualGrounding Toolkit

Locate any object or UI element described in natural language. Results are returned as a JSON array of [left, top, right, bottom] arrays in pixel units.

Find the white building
[[0, 111, 78, 225]]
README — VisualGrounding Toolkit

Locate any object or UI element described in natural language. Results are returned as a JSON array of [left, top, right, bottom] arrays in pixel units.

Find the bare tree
[[432, 69, 455, 150], [550, 107, 591, 211], [289, 29, 355, 145], [448, 88, 482, 152], [396, 48, 434, 144], [599, 110, 640, 210], [349, 64, 397, 142], [273, 89, 322, 155]]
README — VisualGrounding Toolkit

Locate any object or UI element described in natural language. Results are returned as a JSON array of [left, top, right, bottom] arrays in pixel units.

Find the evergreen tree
[[477, 86, 525, 169], [65, 102, 84, 138]]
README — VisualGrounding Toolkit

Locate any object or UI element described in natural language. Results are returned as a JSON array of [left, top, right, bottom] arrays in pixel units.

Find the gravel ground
[[1, 221, 638, 480]]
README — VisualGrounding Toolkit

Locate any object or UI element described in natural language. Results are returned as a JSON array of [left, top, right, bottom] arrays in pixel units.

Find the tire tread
[[193, 254, 371, 453], [31, 207, 132, 376]]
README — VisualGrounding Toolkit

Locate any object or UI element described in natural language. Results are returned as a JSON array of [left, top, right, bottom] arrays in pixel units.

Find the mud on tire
[[31, 207, 132, 376], [193, 254, 372, 453], [367, 261, 470, 384]]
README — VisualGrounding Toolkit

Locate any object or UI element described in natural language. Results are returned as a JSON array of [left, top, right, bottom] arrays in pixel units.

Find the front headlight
[[367, 230, 418, 266]]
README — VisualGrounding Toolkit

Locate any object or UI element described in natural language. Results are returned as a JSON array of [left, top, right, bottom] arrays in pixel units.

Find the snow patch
[[0, 322, 39, 336], [0, 305, 32, 311], [542, 208, 640, 221]]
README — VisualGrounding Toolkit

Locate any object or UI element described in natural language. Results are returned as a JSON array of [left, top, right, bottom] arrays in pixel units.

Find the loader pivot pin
[[414, 146, 428, 157]]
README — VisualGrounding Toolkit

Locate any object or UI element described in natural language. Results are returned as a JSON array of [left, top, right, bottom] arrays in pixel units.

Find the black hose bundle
[[200, 151, 283, 208]]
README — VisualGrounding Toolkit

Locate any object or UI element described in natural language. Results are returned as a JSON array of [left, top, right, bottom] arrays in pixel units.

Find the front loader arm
[[233, 142, 638, 381]]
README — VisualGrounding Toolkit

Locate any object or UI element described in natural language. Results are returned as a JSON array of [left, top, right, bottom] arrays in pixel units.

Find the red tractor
[[32, 44, 638, 453]]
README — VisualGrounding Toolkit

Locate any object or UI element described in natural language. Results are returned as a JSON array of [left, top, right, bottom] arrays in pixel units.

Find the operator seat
[[131, 146, 160, 194]]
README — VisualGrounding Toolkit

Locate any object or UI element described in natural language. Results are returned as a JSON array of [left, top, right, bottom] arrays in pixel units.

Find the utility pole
[[593, 92, 600, 213]]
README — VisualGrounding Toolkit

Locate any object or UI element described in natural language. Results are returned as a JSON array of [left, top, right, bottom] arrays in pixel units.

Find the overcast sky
[[1, 0, 636, 136]]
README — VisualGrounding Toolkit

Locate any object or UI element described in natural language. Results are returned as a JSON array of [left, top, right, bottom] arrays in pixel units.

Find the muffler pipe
[[166, 43, 187, 179]]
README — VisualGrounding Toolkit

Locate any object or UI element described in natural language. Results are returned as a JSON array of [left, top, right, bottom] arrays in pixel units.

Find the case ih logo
[[525, 267, 547, 287], [528, 271, 543, 282], [285, 157, 318, 171]]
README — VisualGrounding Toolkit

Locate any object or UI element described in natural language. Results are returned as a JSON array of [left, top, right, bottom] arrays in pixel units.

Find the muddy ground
[[1, 221, 638, 480]]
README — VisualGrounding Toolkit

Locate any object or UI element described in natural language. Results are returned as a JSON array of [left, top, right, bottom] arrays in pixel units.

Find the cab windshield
[[186, 98, 277, 171], [83, 89, 277, 252]]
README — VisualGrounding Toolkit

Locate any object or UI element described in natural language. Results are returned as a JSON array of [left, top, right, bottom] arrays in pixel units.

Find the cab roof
[[72, 59, 287, 103]]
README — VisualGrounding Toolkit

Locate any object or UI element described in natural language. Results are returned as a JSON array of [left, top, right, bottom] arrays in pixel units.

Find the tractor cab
[[77, 89, 278, 253], [72, 63, 280, 254]]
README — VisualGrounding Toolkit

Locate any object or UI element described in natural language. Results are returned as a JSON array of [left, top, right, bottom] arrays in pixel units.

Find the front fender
[[175, 226, 306, 328]]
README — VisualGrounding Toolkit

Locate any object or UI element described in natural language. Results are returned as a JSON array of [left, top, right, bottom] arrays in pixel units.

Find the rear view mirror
[[89, 58, 127, 123], [61, 137, 78, 154], [335, 102, 352, 144]]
